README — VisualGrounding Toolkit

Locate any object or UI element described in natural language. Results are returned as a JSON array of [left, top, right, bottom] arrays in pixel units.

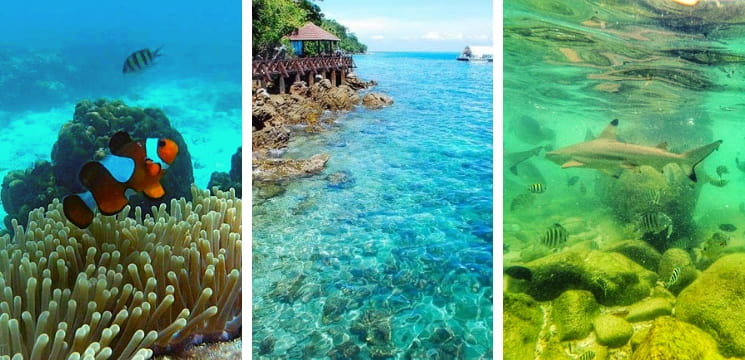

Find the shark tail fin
[[681, 140, 723, 182]]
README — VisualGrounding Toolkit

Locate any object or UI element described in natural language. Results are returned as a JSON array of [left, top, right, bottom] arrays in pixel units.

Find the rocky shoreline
[[252, 73, 393, 183]]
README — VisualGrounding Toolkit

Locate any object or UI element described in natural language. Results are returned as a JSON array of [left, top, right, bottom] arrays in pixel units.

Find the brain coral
[[0, 185, 241, 359]]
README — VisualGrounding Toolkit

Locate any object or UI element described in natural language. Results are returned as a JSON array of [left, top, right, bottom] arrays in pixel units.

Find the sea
[[505, 0, 745, 358], [252, 52, 494, 358], [0, 0, 241, 226]]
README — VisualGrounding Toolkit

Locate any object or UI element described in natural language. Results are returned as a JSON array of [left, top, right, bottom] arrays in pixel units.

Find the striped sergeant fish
[[528, 183, 545, 193], [123, 47, 163, 73], [578, 351, 595, 360], [541, 223, 568, 248], [638, 212, 673, 239], [666, 266, 681, 288]]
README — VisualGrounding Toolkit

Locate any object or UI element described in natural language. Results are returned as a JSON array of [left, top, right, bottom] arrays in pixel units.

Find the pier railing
[[252, 56, 355, 81]]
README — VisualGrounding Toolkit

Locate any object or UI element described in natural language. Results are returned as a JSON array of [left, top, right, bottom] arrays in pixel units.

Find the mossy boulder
[[607, 240, 662, 272], [207, 147, 241, 198], [522, 250, 657, 305], [503, 292, 543, 360], [658, 248, 697, 294], [625, 297, 672, 322], [551, 290, 599, 341], [593, 314, 633, 348], [2, 99, 194, 229], [676, 254, 745, 357], [631, 316, 726, 360]]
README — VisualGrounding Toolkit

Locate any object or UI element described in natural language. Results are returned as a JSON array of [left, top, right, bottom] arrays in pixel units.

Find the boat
[[456, 45, 493, 62]]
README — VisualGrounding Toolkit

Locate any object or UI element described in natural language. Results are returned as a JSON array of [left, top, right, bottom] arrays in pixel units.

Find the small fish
[[63, 131, 179, 228], [123, 47, 163, 73], [648, 188, 661, 205], [504, 265, 532, 281], [709, 178, 729, 187], [541, 223, 568, 248], [567, 176, 580, 186], [510, 193, 535, 211], [638, 212, 673, 239], [666, 266, 681, 288], [528, 183, 546, 193], [579, 351, 596, 360], [579, 182, 587, 194], [719, 223, 737, 232], [716, 165, 729, 178]]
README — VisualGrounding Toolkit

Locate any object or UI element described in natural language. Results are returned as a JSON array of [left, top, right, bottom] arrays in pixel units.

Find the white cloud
[[421, 31, 464, 41]]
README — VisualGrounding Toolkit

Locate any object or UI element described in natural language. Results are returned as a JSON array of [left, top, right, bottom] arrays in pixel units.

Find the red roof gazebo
[[287, 22, 340, 57]]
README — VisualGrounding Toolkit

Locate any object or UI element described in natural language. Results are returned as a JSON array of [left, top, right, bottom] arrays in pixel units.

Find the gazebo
[[288, 22, 340, 57]]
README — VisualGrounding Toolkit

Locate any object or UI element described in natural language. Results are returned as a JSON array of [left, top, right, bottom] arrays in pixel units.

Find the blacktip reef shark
[[545, 119, 722, 182]]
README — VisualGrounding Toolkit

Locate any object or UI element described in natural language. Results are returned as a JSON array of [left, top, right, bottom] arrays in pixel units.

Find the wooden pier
[[252, 55, 355, 93]]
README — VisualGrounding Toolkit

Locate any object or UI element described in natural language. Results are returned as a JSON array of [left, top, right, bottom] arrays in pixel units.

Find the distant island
[[252, 0, 367, 58]]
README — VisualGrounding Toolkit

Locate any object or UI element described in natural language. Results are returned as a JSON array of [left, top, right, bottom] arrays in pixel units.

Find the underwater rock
[[658, 248, 697, 294], [503, 292, 543, 360], [676, 254, 745, 357], [625, 297, 672, 322], [362, 92, 394, 109], [327, 341, 360, 360], [0, 160, 57, 230], [607, 240, 662, 272], [550, 290, 599, 341], [522, 249, 657, 306], [322, 296, 349, 324], [326, 170, 355, 189], [207, 147, 241, 197], [593, 314, 633, 348], [253, 153, 330, 182], [631, 316, 725, 360]]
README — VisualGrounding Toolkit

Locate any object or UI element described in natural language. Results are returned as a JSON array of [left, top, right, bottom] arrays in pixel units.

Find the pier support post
[[308, 73, 315, 87], [331, 70, 337, 86], [279, 76, 286, 94]]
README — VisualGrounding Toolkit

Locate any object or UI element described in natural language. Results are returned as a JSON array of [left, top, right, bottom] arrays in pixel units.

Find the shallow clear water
[[252, 52, 493, 358]]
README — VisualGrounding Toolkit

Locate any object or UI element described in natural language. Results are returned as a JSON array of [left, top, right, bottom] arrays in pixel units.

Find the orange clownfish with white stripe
[[63, 131, 179, 228]]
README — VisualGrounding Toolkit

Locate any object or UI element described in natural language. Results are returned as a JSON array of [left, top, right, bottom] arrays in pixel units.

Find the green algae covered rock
[[593, 314, 633, 348], [551, 290, 599, 341], [676, 254, 745, 357], [0, 160, 58, 230], [625, 297, 672, 322], [607, 239, 662, 272], [504, 292, 543, 360], [523, 250, 657, 305], [658, 248, 697, 294], [631, 316, 726, 360]]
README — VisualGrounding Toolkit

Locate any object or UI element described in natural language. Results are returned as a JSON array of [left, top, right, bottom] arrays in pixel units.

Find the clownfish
[[63, 131, 178, 228]]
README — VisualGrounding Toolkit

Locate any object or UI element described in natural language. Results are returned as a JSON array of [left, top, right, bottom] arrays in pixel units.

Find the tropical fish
[[123, 47, 163, 73], [709, 178, 729, 187], [506, 146, 544, 175], [511, 115, 556, 145], [528, 183, 545, 193], [666, 266, 681, 288], [716, 165, 729, 178], [541, 223, 568, 248], [567, 175, 580, 186], [63, 131, 179, 228], [510, 193, 535, 211], [504, 265, 532, 281], [719, 223, 737, 232], [545, 119, 722, 182], [712, 232, 729, 246], [648, 188, 661, 205], [736, 156, 745, 173], [579, 351, 596, 360], [638, 212, 673, 239]]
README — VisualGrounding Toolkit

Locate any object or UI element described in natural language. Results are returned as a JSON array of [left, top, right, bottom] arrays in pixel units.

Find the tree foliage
[[252, 0, 367, 58]]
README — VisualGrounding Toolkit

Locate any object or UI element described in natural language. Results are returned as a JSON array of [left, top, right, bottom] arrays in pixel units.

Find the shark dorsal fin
[[655, 142, 668, 150], [597, 119, 619, 141]]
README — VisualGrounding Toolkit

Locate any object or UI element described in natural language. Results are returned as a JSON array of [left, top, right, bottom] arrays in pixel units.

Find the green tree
[[252, 0, 306, 58]]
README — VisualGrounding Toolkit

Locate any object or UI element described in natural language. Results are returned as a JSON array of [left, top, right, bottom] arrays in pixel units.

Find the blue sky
[[319, 0, 494, 52]]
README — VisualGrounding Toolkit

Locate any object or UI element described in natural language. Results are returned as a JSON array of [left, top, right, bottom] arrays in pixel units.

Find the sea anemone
[[0, 185, 241, 359]]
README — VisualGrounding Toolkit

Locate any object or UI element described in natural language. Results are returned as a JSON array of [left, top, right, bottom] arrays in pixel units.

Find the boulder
[[207, 147, 241, 197], [625, 297, 672, 322], [607, 240, 661, 272], [362, 92, 394, 109], [522, 250, 657, 305], [631, 316, 725, 360], [550, 290, 599, 341], [593, 314, 633, 348], [676, 254, 745, 357], [253, 153, 330, 182], [503, 292, 543, 360], [658, 248, 697, 294]]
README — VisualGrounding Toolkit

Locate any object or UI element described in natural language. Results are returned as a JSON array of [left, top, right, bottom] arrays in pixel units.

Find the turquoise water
[[252, 52, 493, 358]]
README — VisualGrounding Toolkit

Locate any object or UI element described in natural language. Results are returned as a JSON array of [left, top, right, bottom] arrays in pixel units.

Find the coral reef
[[0, 185, 241, 359], [676, 253, 745, 357], [207, 147, 241, 198], [1, 99, 195, 229]]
